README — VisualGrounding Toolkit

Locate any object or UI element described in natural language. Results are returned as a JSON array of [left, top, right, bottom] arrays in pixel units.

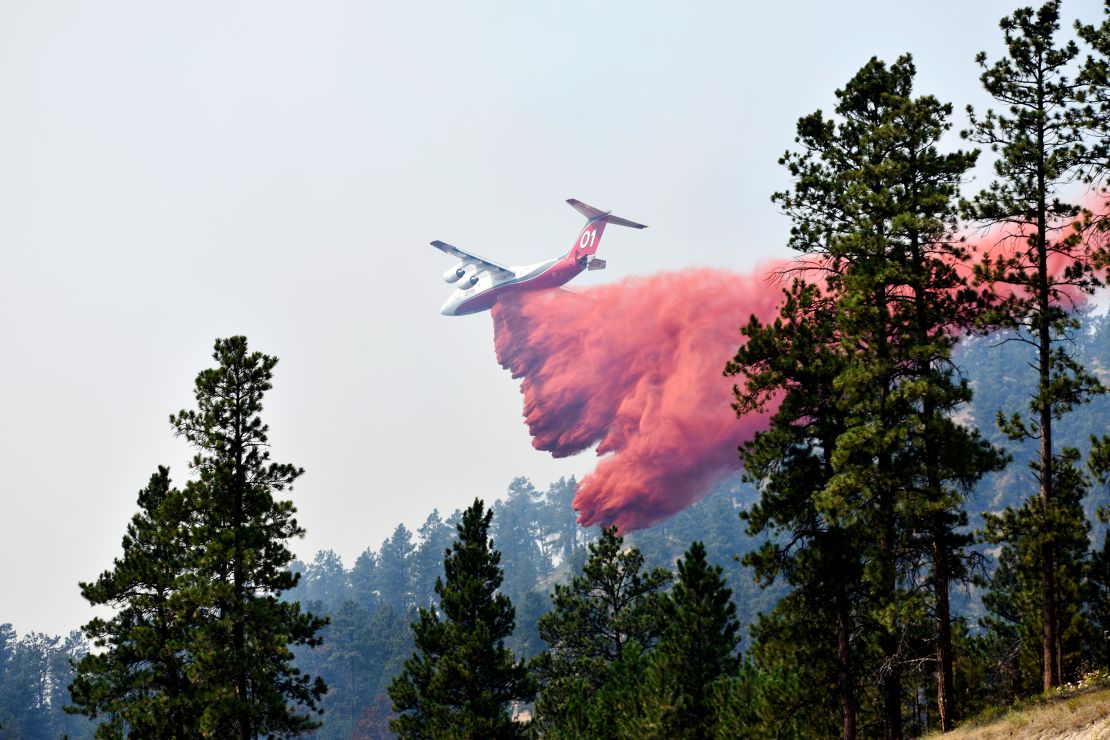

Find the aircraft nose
[[439, 298, 457, 316]]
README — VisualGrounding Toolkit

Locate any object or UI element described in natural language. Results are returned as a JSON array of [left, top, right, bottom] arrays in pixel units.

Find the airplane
[[433, 199, 647, 316]]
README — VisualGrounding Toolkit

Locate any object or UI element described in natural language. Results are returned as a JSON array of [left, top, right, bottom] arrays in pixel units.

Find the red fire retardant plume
[[491, 229, 1093, 532], [491, 267, 789, 531]]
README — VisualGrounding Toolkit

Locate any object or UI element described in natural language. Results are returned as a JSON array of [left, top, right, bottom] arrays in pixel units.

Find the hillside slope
[[941, 686, 1110, 739]]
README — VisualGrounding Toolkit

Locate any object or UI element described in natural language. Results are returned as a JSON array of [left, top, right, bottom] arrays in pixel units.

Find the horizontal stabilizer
[[567, 198, 647, 229], [587, 258, 607, 271]]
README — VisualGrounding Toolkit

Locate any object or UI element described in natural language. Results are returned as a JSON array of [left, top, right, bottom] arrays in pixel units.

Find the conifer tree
[[71, 337, 327, 738], [170, 336, 327, 738], [1085, 435, 1110, 669], [388, 498, 533, 739], [647, 541, 741, 740], [69, 468, 200, 738], [979, 462, 1093, 693], [377, 524, 416, 613], [728, 279, 866, 739], [413, 509, 456, 609], [740, 54, 1004, 735], [531, 526, 670, 735], [964, 0, 1104, 691]]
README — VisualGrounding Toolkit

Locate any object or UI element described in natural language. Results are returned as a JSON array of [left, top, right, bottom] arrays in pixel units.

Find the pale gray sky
[[0, 0, 1098, 636]]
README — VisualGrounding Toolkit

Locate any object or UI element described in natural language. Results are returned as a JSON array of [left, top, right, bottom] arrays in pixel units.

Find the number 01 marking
[[579, 230, 596, 250]]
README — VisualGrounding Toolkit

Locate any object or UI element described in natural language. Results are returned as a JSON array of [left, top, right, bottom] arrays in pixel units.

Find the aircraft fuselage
[[439, 255, 584, 316]]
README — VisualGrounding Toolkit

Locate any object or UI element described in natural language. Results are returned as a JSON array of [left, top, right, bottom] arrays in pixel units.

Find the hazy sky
[[1, 0, 1100, 636]]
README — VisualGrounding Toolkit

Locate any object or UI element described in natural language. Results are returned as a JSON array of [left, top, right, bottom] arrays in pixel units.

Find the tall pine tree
[[388, 499, 533, 739], [531, 526, 670, 737], [70, 337, 327, 738], [69, 468, 199, 738], [740, 54, 1004, 735], [964, 0, 1104, 691], [729, 279, 867, 739], [171, 336, 327, 737], [646, 541, 741, 740]]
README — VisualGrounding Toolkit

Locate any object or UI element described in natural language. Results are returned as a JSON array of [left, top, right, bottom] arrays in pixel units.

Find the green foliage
[[69, 468, 201, 737], [965, 0, 1105, 692], [70, 336, 327, 738], [389, 498, 534, 739], [413, 509, 458, 610], [304, 550, 350, 610], [731, 51, 1008, 735], [1, 625, 91, 738], [645, 541, 741, 739], [377, 524, 417, 614], [531, 526, 669, 735]]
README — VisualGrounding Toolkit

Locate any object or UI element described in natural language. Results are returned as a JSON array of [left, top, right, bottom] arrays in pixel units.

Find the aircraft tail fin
[[566, 199, 647, 229], [565, 198, 646, 262]]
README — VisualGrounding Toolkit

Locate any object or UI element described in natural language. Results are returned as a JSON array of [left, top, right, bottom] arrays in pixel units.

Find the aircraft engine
[[443, 262, 467, 283], [454, 264, 480, 289]]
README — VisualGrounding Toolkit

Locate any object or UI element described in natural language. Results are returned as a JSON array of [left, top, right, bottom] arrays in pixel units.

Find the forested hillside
[[2, 304, 1107, 736]]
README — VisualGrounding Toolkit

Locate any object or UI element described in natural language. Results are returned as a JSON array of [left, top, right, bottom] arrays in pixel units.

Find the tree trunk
[[836, 586, 857, 740], [1036, 98, 1060, 692], [933, 526, 955, 731]]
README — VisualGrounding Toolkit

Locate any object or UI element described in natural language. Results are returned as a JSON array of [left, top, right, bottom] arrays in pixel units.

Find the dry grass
[[938, 687, 1110, 739]]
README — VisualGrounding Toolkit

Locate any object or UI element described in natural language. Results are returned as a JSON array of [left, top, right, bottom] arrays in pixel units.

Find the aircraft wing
[[430, 240, 514, 276]]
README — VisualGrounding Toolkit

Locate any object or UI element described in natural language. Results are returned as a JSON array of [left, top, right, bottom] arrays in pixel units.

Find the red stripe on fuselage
[[454, 256, 585, 315]]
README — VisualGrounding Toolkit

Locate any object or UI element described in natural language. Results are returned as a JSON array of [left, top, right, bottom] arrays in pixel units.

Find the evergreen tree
[[1077, 1, 1110, 183], [736, 54, 1004, 735], [493, 478, 549, 599], [4, 628, 90, 738], [71, 339, 324, 736], [531, 526, 670, 735], [388, 498, 534, 739], [729, 279, 867, 739], [981, 449, 1094, 690], [377, 524, 416, 613], [413, 509, 456, 609], [304, 549, 349, 610], [170, 336, 327, 737], [646, 541, 741, 739], [314, 600, 379, 738], [964, 0, 1104, 691], [543, 477, 580, 565], [1086, 434, 1110, 669], [350, 548, 380, 613], [68, 468, 200, 738]]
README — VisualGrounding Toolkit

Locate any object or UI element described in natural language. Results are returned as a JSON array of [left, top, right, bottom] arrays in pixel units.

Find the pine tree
[[413, 509, 456, 609], [70, 337, 326, 738], [964, 0, 1104, 691], [170, 336, 327, 737], [493, 477, 549, 599], [1077, 2, 1110, 182], [1085, 435, 1110, 669], [68, 468, 200, 738], [377, 524, 416, 613], [388, 498, 534, 739], [737, 54, 1004, 735], [303, 549, 349, 610], [729, 278, 866, 739], [647, 541, 741, 739], [351, 548, 380, 613], [531, 526, 670, 735]]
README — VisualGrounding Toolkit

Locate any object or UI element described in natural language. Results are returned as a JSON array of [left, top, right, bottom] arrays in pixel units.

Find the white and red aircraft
[[433, 199, 647, 316]]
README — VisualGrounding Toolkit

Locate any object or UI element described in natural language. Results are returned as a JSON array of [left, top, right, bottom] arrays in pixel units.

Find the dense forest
[[3, 312, 1110, 737], [5, 1, 1110, 738]]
